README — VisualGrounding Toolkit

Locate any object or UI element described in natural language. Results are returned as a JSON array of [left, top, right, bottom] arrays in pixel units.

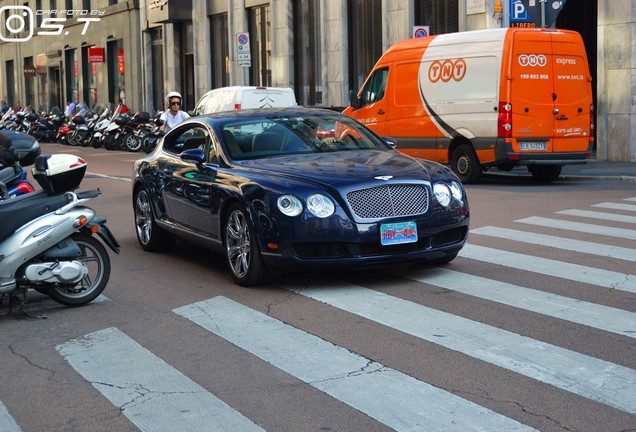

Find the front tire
[[224, 204, 272, 286], [134, 187, 176, 251], [450, 144, 482, 184], [47, 234, 110, 306]]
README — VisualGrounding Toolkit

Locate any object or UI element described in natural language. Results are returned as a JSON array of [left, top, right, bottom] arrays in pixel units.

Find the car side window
[[163, 125, 212, 158], [361, 67, 389, 106]]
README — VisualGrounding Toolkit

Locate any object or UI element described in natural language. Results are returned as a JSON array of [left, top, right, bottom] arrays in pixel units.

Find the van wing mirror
[[349, 89, 362, 110]]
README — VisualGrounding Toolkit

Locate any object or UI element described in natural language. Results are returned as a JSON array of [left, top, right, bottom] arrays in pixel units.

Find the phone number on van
[[520, 73, 549, 80]]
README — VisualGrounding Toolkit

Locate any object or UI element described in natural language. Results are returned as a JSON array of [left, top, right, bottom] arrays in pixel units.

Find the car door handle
[[378, 109, 385, 115]]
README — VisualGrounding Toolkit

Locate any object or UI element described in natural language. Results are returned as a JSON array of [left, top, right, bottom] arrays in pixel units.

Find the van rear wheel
[[451, 144, 482, 184], [528, 164, 562, 183]]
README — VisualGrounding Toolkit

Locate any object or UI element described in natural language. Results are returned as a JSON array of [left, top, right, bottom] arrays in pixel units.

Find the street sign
[[236, 32, 250, 53], [413, 26, 430, 38], [509, 0, 535, 27], [518, 0, 567, 27], [236, 32, 251, 68]]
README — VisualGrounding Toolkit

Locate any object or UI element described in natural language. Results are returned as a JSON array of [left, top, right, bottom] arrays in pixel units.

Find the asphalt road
[[1, 143, 634, 432]]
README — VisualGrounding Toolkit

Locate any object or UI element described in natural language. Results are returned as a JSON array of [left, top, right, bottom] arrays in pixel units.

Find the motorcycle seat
[[0, 191, 71, 243]]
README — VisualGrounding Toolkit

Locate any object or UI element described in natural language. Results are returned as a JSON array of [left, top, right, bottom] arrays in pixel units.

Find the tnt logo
[[428, 59, 467, 83], [518, 54, 547, 67]]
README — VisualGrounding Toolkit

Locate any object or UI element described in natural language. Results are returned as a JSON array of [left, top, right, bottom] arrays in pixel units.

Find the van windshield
[[219, 113, 390, 160]]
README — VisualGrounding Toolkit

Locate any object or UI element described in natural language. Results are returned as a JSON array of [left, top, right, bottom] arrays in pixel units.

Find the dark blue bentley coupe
[[132, 108, 469, 286]]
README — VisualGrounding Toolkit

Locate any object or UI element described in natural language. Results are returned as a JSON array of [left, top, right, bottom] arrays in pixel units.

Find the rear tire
[[134, 187, 176, 251], [46, 234, 110, 306], [528, 165, 562, 183], [450, 144, 482, 184]]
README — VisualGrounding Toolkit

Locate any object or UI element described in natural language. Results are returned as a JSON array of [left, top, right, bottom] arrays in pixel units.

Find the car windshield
[[218, 113, 390, 160]]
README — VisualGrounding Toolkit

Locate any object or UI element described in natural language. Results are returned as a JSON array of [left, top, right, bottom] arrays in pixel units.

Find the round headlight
[[277, 194, 303, 216], [433, 183, 452, 207], [307, 194, 335, 218], [450, 181, 463, 201]]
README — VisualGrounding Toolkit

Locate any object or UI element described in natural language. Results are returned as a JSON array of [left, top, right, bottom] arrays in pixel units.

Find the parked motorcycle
[[83, 108, 109, 147], [28, 110, 65, 143], [140, 113, 165, 154], [0, 140, 120, 314], [0, 131, 38, 200]]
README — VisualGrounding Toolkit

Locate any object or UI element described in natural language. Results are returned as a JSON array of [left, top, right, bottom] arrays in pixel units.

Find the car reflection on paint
[[131, 107, 470, 286]]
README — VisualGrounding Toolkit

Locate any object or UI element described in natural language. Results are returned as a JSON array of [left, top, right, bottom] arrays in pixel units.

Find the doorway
[[556, 0, 597, 151]]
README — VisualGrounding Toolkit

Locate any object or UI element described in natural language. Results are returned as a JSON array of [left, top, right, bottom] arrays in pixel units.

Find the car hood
[[234, 150, 450, 186]]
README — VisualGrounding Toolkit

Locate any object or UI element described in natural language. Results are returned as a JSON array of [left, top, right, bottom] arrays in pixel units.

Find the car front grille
[[346, 184, 429, 219]]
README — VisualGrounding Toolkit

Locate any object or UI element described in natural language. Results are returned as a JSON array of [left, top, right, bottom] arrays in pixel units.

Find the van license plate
[[380, 221, 418, 246], [520, 142, 547, 151]]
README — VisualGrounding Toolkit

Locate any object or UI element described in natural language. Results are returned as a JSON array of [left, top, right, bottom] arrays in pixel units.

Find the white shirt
[[160, 110, 190, 133]]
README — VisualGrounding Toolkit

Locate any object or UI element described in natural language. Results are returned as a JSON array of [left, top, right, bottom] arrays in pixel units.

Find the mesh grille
[[346, 185, 428, 219]]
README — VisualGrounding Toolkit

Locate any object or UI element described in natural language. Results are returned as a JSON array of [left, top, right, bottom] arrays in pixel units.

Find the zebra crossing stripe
[[557, 209, 636, 224], [624, 197, 636, 202], [459, 244, 636, 293], [516, 216, 636, 240], [174, 296, 535, 432], [278, 281, 636, 414], [402, 267, 636, 338], [593, 202, 636, 212], [471, 226, 636, 262], [0, 401, 21, 432], [56, 327, 265, 432]]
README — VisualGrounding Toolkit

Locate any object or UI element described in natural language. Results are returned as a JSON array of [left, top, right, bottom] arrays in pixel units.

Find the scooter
[[0, 136, 120, 315], [0, 130, 39, 200]]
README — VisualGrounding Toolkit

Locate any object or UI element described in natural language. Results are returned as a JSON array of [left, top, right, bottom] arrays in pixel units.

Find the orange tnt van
[[343, 28, 594, 183]]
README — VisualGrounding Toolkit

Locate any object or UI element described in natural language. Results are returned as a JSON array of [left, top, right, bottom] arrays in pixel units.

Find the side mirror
[[382, 136, 397, 149], [348, 89, 362, 110], [180, 148, 206, 164]]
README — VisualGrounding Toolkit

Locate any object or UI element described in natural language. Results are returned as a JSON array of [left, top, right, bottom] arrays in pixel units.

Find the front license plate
[[519, 142, 547, 151], [381, 221, 418, 246]]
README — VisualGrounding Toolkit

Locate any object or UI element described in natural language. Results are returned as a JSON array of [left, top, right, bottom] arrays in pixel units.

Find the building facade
[[0, 0, 634, 162]]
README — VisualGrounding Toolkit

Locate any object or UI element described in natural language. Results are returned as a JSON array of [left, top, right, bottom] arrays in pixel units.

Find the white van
[[192, 86, 297, 115]]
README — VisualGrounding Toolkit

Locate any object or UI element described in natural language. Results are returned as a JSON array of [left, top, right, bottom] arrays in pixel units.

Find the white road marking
[[471, 226, 636, 262], [459, 244, 636, 293], [174, 296, 535, 432], [277, 281, 636, 414], [56, 327, 264, 432], [402, 266, 636, 338], [516, 216, 636, 240], [557, 209, 636, 224], [0, 401, 21, 432], [593, 202, 636, 212]]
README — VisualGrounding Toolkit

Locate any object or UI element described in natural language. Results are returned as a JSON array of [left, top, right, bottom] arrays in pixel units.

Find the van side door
[[351, 67, 389, 136]]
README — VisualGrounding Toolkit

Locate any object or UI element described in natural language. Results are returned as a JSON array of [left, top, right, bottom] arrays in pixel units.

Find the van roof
[[386, 28, 578, 55]]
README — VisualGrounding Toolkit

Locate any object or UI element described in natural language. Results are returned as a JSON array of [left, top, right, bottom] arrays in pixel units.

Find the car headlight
[[307, 194, 335, 218], [277, 195, 303, 216], [433, 183, 452, 207], [450, 181, 463, 201]]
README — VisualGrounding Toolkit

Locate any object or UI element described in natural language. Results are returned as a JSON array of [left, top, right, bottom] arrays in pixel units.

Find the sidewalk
[[560, 159, 636, 181]]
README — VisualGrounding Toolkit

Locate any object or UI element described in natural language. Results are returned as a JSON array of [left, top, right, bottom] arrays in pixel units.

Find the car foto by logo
[[518, 54, 547, 67], [428, 58, 467, 83], [0, 6, 104, 42]]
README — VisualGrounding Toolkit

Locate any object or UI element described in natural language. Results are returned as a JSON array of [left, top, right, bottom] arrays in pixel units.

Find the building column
[[323, 0, 348, 107], [228, 0, 249, 86], [193, 1, 211, 101], [597, 0, 636, 162], [270, 0, 294, 89]]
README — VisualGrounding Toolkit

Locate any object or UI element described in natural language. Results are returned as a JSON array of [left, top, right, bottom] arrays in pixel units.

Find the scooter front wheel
[[46, 233, 111, 306]]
